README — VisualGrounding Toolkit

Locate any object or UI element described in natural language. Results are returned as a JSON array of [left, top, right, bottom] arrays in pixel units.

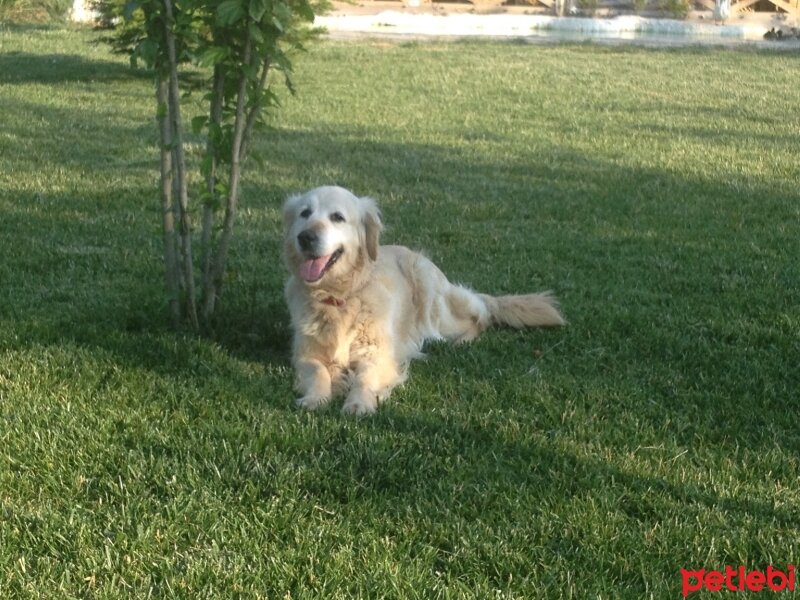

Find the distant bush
[[662, 0, 690, 17], [0, 0, 72, 20], [577, 0, 600, 15], [89, 0, 121, 28]]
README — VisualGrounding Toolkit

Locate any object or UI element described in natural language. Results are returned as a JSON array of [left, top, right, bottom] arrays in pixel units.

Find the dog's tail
[[412, 252, 564, 343], [479, 292, 565, 329]]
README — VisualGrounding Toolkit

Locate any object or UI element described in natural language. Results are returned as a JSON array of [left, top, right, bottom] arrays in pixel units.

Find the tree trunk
[[163, 0, 199, 330], [200, 65, 225, 316], [156, 76, 182, 328], [201, 30, 253, 319], [201, 42, 274, 319]]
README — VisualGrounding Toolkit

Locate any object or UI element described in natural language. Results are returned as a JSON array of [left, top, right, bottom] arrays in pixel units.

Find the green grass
[[1, 24, 799, 598], [0, 0, 71, 22]]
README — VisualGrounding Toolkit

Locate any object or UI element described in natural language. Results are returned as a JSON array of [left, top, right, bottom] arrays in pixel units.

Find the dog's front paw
[[341, 395, 377, 416], [296, 395, 329, 411]]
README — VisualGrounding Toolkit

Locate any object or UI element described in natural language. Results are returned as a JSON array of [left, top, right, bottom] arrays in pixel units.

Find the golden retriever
[[283, 186, 564, 415]]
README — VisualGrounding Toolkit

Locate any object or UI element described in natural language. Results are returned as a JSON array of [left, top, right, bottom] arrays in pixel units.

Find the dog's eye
[[330, 212, 346, 223], [300, 208, 312, 219]]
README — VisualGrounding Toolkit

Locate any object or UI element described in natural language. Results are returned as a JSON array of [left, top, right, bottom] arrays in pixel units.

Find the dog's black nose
[[297, 229, 318, 252]]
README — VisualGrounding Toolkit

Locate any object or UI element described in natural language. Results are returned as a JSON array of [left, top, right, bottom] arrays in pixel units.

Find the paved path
[[317, 8, 800, 48]]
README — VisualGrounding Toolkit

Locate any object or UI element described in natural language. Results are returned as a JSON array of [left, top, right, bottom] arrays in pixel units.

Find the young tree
[[100, 0, 324, 328]]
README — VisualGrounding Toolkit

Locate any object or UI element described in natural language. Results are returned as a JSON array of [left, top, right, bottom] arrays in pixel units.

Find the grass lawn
[[1, 23, 799, 598]]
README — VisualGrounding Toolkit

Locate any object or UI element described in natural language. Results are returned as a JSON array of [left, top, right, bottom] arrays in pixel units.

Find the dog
[[283, 186, 565, 415]]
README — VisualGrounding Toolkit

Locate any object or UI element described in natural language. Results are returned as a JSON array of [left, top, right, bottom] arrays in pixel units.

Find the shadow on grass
[[220, 405, 798, 591], [5, 114, 799, 425], [364, 409, 797, 523], [3, 150, 797, 600], [2, 70, 798, 516], [0, 51, 152, 85], [3, 38, 799, 598]]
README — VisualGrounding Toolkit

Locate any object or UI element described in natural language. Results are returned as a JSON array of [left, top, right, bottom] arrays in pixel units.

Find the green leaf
[[208, 122, 224, 146], [295, 0, 315, 22], [197, 46, 229, 67], [242, 63, 259, 81], [271, 1, 291, 31], [122, 0, 139, 21], [200, 155, 214, 181], [214, 180, 229, 199], [248, 22, 265, 43], [248, 0, 268, 22], [283, 71, 296, 95], [135, 38, 159, 69], [217, 0, 245, 26], [263, 88, 280, 108], [271, 48, 292, 73], [191, 115, 208, 135]]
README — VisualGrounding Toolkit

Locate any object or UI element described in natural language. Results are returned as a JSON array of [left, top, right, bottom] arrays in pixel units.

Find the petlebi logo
[[681, 565, 795, 597]]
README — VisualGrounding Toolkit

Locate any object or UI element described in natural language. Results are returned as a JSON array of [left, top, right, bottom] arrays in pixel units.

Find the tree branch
[[239, 55, 271, 162]]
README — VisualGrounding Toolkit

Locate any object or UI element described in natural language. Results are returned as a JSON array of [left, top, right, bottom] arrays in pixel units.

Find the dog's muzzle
[[296, 228, 344, 283], [297, 229, 319, 253]]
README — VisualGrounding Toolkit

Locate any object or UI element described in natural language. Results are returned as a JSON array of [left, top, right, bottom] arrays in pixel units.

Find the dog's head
[[283, 186, 382, 288]]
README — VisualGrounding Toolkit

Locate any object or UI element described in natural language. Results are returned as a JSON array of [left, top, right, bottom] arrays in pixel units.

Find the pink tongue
[[300, 255, 331, 282]]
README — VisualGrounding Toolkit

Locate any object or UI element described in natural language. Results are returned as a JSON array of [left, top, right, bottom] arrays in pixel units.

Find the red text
[[682, 565, 795, 597]]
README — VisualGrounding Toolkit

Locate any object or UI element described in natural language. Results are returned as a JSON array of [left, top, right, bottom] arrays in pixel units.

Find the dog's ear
[[360, 196, 383, 262]]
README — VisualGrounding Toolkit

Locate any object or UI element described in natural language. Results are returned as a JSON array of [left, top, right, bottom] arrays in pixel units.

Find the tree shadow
[[4, 37, 799, 598], [3, 124, 800, 596], [4, 109, 797, 442], [0, 51, 152, 85], [2, 70, 798, 581]]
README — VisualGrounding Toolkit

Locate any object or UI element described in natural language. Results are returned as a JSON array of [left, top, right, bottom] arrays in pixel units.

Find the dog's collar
[[321, 295, 346, 308]]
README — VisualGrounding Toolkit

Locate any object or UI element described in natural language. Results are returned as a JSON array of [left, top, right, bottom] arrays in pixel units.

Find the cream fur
[[283, 186, 565, 415]]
